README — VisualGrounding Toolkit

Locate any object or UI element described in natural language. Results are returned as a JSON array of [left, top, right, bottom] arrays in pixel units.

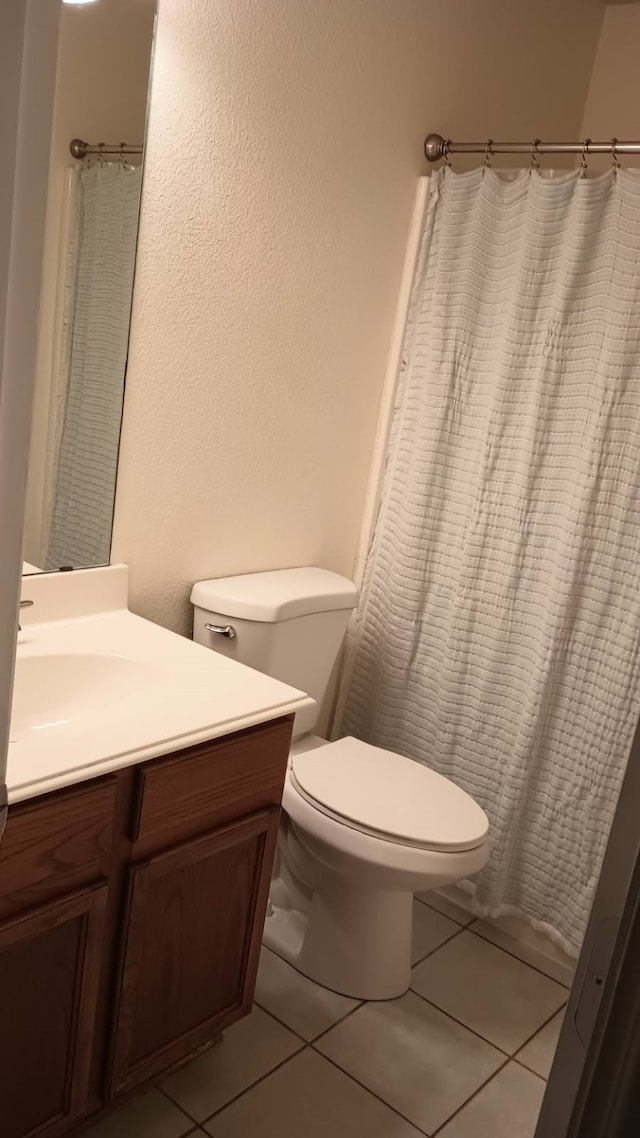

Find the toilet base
[[264, 876, 414, 1001]]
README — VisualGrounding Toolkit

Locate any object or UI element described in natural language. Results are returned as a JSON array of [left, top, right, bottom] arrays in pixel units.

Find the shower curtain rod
[[69, 138, 143, 160], [424, 132, 640, 162]]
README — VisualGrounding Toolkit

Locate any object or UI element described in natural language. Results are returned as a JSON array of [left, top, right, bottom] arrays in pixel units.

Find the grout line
[[252, 999, 319, 1047], [411, 924, 466, 968], [198, 1044, 310, 1126], [310, 1045, 432, 1136], [512, 1002, 568, 1061], [416, 895, 474, 927], [419, 893, 577, 989], [308, 998, 366, 1045], [512, 1054, 552, 1082], [158, 1087, 203, 1128], [430, 1056, 513, 1136], [410, 985, 567, 1065], [407, 988, 513, 1058], [466, 924, 574, 989], [432, 1037, 555, 1138]]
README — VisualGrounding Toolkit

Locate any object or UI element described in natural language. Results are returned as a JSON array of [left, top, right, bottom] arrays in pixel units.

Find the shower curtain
[[44, 162, 142, 570], [342, 166, 640, 954]]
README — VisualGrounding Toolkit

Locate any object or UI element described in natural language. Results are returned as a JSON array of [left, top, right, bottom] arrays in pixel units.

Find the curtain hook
[[529, 138, 541, 173], [579, 138, 591, 179], [441, 138, 452, 171], [96, 142, 105, 167], [611, 138, 621, 172], [482, 138, 494, 173]]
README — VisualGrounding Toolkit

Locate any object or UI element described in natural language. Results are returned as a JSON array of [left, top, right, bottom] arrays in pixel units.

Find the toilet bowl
[[264, 735, 488, 999], [191, 567, 489, 1001]]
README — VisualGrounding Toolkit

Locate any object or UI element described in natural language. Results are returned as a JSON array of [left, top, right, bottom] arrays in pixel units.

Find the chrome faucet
[[18, 598, 33, 633]]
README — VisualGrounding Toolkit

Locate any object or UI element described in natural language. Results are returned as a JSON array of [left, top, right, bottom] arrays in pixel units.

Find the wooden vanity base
[[0, 716, 293, 1138]]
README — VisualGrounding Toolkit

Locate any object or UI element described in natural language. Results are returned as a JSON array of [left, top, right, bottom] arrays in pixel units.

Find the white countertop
[[9, 567, 312, 804]]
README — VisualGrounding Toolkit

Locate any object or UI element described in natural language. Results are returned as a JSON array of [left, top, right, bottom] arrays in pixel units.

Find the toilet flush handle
[[204, 623, 237, 639]]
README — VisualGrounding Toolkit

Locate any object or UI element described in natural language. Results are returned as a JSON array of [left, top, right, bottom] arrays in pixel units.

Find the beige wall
[[23, 0, 154, 567], [112, 0, 604, 636], [581, 3, 640, 171]]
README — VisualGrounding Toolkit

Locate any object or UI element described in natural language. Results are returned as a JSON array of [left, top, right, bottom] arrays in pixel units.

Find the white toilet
[[191, 567, 489, 1001]]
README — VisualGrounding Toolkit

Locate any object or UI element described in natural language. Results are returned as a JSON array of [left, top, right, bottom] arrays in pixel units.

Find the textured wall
[[112, 0, 604, 635], [581, 3, 640, 171]]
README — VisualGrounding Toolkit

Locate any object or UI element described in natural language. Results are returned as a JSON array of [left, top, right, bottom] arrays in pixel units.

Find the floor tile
[[78, 1089, 193, 1138], [204, 1048, 424, 1137], [411, 931, 567, 1053], [254, 947, 360, 1040], [417, 885, 476, 926], [516, 1010, 565, 1079], [471, 917, 576, 987], [437, 1061, 546, 1138], [315, 990, 503, 1134], [411, 899, 461, 964], [161, 1007, 302, 1121]]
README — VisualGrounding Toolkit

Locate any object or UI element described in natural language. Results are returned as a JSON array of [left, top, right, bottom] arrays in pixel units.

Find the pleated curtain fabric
[[342, 166, 640, 954], [45, 162, 142, 570]]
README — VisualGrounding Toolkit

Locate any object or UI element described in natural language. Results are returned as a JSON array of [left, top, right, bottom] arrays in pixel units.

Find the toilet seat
[[290, 737, 488, 853]]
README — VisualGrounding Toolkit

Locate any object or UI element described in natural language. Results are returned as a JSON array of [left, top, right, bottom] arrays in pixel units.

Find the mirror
[[21, 0, 156, 575]]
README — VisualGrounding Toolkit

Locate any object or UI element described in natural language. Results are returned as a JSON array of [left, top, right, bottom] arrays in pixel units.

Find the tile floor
[[79, 891, 574, 1138]]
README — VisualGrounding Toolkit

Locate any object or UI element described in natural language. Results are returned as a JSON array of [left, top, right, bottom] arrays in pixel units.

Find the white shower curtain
[[342, 166, 640, 954], [44, 162, 142, 570]]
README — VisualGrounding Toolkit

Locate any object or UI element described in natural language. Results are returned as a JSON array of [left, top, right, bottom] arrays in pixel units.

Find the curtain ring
[[441, 138, 452, 170], [96, 142, 105, 167], [529, 138, 541, 173], [611, 138, 622, 171], [579, 138, 591, 179], [482, 138, 494, 172]]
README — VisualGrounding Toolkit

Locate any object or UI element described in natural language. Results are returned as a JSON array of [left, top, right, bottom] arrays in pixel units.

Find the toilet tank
[[191, 568, 359, 737]]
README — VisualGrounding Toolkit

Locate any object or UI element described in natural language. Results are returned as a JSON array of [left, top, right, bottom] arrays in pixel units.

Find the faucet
[[18, 598, 33, 633]]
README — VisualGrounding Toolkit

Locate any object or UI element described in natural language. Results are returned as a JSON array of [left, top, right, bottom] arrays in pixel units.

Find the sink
[[5, 591, 311, 804], [10, 653, 164, 741]]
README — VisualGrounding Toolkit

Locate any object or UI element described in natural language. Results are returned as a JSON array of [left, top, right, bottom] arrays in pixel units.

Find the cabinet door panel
[[0, 884, 108, 1138], [110, 808, 278, 1095]]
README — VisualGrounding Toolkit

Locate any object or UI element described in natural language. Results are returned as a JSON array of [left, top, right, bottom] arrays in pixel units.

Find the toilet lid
[[290, 737, 489, 852]]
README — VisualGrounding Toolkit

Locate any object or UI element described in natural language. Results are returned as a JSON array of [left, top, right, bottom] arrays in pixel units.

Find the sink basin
[[10, 653, 164, 741]]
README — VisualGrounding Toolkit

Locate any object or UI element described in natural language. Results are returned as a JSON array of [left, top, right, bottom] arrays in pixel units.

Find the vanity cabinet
[[0, 715, 292, 1138]]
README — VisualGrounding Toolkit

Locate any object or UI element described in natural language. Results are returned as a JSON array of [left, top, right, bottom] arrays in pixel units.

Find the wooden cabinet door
[[0, 884, 108, 1138], [109, 807, 279, 1096]]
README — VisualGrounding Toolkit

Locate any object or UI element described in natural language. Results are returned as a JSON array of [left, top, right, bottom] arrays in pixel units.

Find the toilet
[[191, 567, 489, 1001]]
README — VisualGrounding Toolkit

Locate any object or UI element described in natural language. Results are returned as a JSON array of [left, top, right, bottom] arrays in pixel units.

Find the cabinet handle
[[204, 623, 237, 639]]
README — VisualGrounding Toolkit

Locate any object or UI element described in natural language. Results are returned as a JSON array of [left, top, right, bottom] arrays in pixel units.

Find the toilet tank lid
[[190, 567, 359, 622]]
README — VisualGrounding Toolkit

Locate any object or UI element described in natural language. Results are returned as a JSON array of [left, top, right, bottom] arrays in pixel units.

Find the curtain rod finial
[[69, 138, 88, 160], [424, 133, 446, 162]]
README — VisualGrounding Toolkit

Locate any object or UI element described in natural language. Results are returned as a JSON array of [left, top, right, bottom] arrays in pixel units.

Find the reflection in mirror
[[22, 0, 156, 574]]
